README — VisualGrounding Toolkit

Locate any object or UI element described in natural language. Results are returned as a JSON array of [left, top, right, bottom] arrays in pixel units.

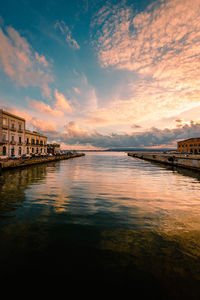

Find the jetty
[[0, 152, 85, 172], [128, 152, 200, 171]]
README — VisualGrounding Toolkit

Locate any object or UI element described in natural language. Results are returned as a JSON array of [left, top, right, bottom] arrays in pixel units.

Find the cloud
[[92, 0, 200, 73], [0, 24, 53, 97], [27, 97, 64, 118], [30, 118, 57, 134], [28, 89, 74, 117], [90, 0, 200, 125], [63, 121, 90, 138], [7, 107, 57, 134], [54, 89, 74, 113], [73, 87, 81, 94], [60, 120, 200, 149], [55, 20, 80, 50]]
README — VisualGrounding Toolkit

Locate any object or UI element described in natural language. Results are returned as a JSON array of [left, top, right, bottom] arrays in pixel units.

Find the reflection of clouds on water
[[1, 152, 200, 232]]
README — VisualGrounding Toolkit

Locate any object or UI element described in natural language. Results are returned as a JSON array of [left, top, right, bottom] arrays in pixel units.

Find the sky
[[0, 0, 200, 149]]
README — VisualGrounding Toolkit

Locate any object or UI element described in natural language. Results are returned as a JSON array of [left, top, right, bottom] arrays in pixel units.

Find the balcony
[[18, 129, 23, 133], [18, 142, 23, 145], [10, 127, 16, 132], [2, 124, 8, 130], [26, 142, 31, 145], [10, 141, 16, 145], [0, 139, 8, 145]]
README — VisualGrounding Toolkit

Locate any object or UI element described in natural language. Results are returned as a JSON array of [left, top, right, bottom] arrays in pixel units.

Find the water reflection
[[0, 153, 200, 297]]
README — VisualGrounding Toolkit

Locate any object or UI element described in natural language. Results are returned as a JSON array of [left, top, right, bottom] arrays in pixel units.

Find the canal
[[0, 152, 200, 297]]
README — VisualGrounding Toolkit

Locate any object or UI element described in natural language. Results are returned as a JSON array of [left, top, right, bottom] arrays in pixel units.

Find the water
[[1, 152, 200, 297]]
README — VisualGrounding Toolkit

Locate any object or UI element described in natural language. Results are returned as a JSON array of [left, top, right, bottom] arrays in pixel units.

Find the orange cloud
[[90, 0, 200, 128]]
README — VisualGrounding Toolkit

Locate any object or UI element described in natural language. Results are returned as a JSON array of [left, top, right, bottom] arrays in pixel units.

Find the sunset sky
[[0, 0, 200, 149]]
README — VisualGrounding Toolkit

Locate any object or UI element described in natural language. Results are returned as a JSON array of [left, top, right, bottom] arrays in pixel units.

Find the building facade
[[0, 109, 47, 156], [177, 138, 200, 154], [25, 130, 47, 155], [0, 109, 26, 156]]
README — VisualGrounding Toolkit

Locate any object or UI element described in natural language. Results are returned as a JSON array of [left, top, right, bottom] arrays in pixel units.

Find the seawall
[[128, 152, 200, 171], [0, 153, 85, 172]]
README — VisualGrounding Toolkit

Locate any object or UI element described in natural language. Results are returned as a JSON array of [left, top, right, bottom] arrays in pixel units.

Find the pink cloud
[[27, 98, 64, 118], [31, 118, 57, 133], [90, 0, 200, 128], [54, 89, 74, 113], [0, 25, 53, 97], [73, 87, 81, 94], [55, 20, 80, 50]]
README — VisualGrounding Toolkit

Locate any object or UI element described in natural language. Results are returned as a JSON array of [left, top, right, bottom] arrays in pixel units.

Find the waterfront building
[[0, 109, 26, 156], [47, 143, 60, 155], [177, 138, 200, 154], [25, 130, 47, 155], [0, 109, 47, 156]]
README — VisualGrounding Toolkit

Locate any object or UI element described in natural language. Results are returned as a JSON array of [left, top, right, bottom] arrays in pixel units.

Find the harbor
[[0, 152, 85, 172], [128, 152, 200, 171]]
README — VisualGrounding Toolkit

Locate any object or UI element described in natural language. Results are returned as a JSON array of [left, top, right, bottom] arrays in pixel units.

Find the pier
[[128, 152, 200, 171], [0, 152, 85, 172]]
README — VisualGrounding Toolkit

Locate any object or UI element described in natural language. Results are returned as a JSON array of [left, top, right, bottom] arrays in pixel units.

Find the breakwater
[[0, 153, 85, 172], [128, 152, 200, 170]]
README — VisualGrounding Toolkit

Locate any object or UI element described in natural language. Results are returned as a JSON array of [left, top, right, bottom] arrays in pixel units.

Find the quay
[[0, 153, 85, 172], [128, 152, 200, 171]]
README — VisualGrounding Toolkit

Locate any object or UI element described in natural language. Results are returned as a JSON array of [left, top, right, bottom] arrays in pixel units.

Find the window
[[27, 137, 29, 144], [11, 135, 15, 142], [32, 148, 34, 153], [3, 134, 6, 141], [18, 147, 22, 155], [3, 118, 7, 125], [27, 147, 29, 154], [31, 138, 35, 144], [19, 136, 22, 143], [11, 147, 15, 155], [41, 148, 43, 153], [36, 147, 39, 153], [3, 146, 6, 155], [36, 139, 39, 145], [11, 123, 15, 129]]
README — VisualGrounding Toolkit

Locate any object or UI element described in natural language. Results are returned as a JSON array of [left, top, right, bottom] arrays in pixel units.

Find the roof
[[0, 109, 25, 121], [178, 137, 200, 143], [25, 129, 47, 138]]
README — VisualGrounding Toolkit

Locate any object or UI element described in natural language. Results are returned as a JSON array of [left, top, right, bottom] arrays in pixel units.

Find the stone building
[[0, 109, 26, 156], [25, 130, 47, 155], [177, 138, 200, 154], [0, 109, 47, 156]]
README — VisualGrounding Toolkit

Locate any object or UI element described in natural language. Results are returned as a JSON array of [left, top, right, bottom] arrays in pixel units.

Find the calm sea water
[[1, 152, 200, 296]]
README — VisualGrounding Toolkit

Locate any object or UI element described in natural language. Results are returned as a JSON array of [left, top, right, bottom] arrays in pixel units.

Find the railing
[[10, 127, 16, 132], [2, 124, 8, 130], [10, 141, 16, 145], [0, 139, 8, 144], [18, 129, 23, 133]]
